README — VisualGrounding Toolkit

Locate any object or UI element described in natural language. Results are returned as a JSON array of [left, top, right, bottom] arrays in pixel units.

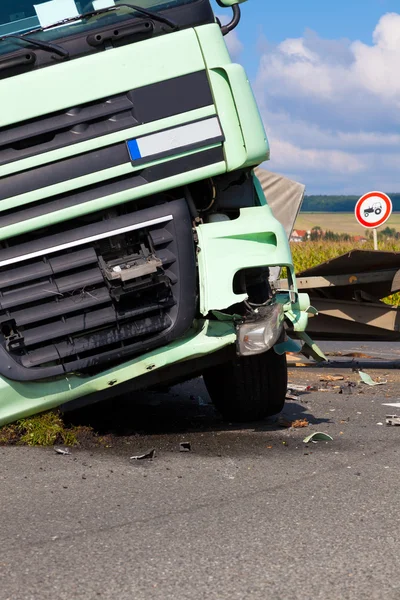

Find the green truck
[[0, 0, 312, 427]]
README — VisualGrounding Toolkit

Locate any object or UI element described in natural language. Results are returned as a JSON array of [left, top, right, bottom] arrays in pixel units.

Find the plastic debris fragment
[[303, 432, 333, 443], [179, 442, 191, 452], [130, 449, 156, 460], [359, 371, 386, 386], [287, 384, 311, 393], [286, 393, 300, 401], [54, 448, 71, 455]]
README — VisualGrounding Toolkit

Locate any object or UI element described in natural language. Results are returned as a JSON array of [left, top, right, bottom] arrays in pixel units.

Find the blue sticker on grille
[[127, 139, 141, 161]]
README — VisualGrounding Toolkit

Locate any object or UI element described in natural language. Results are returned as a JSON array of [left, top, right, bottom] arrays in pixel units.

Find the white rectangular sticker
[[34, 0, 79, 28], [92, 0, 115, 9], [137, 117, 222, 158]]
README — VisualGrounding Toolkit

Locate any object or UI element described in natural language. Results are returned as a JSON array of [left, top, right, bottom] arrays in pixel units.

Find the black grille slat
[[10, 287, 111, 326], [0, 248, 97, 288], [21, 314, 172, 368], [0, 94, 137, 166], [23, 305, 117, 346], [150, 228, 174, 246], [0, 143, 130, 201], [0, 267, 104, 309], [22, 298, 177, 346], [0, 95, 135, 146]]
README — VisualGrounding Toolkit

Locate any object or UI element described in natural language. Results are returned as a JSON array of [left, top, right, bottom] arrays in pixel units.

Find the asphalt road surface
[[2, 351, 400, 599]]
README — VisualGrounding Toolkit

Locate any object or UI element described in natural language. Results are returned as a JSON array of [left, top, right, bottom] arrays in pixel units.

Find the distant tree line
[[302, 193, 400, 212], [302, 225, 400, 243], [305, 227, 356, 242], [370, 226, 400, 241]]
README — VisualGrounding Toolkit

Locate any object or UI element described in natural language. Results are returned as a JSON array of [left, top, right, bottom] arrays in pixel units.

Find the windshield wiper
[[25, 3, 178, 33], [110, 4, 178, 29], [0, 34, 69, 58]]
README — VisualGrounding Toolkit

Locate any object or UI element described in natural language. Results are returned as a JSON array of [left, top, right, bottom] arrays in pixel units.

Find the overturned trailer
[[295, 250, 400, 342]]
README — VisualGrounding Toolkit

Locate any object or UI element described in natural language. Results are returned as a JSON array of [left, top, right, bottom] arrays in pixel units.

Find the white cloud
[[225, 30, 244, 59], [253, 13, 400, 193]]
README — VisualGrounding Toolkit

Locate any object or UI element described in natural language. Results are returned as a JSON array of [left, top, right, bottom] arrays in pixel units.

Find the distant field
[[295, 212, 400, 236]]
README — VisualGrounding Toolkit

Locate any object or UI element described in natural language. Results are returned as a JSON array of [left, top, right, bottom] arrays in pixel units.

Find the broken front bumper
[[0, 320, 236, 426]]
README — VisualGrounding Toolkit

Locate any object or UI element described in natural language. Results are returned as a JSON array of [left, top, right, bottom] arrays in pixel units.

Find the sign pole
[[373, 228, 378, 251]]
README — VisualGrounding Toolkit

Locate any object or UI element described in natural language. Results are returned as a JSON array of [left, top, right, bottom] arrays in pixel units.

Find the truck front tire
[[203, 349, 287, 422]]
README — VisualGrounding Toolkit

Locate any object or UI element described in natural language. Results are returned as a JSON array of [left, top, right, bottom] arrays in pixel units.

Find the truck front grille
[[0, 198, 196, 381]]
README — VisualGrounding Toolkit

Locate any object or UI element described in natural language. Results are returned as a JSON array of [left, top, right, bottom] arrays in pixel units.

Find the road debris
[[54, 448, 71, 455], [277, 417, 309, 428], [292, 419, 309, 428], [320, 375, 344, 382], [386, 415, 400, 426], [359, 371, 387, 386], [303, 432, 333, 443], [339, 382, 356, 395], [287, 384, 312, 393], [179, 442, 191, 452], [130, 449, 156, 461], [286, 393, 300, 401]]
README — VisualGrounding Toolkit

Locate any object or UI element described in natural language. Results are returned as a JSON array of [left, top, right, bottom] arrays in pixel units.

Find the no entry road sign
[[355, 191, 392, 229]]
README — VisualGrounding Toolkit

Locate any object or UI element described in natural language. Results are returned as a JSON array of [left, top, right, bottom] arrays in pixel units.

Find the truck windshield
[[0, 1, 197, 53]]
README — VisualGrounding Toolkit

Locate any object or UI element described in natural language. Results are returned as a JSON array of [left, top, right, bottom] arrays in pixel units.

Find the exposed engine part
[[99, 246, 163, 283]]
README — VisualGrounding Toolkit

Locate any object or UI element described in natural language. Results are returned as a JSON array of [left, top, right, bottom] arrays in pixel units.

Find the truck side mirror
[[216, 0, 247, 35]]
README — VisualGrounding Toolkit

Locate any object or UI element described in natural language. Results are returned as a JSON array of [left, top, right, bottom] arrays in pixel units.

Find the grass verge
[[0, 411, 96, 447]]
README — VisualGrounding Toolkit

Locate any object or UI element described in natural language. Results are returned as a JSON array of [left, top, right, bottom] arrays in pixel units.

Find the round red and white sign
[[355, 191, 392, 229]]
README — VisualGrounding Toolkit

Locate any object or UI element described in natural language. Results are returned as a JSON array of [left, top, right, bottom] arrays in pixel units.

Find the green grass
[[0, 411, 94, 447]]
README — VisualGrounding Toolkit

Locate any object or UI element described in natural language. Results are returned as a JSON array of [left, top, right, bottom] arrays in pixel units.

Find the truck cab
[[0, 0, 311, 426]]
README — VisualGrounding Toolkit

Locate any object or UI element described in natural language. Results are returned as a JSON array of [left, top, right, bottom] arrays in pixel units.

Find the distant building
[[290, 229, 308, 243], [353, 235, 367, 243]]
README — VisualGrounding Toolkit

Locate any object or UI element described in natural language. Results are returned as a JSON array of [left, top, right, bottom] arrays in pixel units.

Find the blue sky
[[212, 0, 400, 194]]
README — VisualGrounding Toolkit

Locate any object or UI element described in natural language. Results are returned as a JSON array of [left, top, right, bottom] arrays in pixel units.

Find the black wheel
[[375, 208, 382, 215], [203, 349, 287, 422]]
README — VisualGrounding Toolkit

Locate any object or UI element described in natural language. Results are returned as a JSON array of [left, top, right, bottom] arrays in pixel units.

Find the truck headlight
[[237, 303, 284, 356]]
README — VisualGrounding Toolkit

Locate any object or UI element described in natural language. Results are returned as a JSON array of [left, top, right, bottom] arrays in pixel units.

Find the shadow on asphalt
[[65, 377, 331, 438]]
